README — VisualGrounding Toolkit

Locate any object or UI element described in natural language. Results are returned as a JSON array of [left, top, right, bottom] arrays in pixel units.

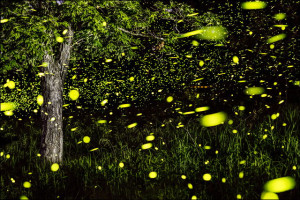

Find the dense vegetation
[[1, 0, 299, 199]]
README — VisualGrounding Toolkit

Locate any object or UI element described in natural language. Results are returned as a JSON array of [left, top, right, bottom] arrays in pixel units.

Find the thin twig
[[71, 34, 93, 47]]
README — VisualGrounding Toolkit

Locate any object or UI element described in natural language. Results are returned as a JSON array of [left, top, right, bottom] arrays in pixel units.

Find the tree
[[1, 0, 215, 163]]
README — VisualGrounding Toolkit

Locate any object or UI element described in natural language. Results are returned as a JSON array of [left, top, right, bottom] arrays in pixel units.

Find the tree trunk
[[40, 27, 73, 163]]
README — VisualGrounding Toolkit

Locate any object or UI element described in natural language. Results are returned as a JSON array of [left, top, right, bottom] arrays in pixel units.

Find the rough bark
[[40, 27, 73, 163]]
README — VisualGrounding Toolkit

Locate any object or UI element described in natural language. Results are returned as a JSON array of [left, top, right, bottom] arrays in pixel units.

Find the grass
[[0, 101, 299, 200]]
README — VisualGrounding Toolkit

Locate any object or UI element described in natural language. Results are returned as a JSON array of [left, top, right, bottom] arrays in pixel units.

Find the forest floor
[[0, 98, 299, 199]]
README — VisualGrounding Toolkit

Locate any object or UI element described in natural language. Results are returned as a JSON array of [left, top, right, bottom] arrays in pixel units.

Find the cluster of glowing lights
[[0, 2, 298, 199]]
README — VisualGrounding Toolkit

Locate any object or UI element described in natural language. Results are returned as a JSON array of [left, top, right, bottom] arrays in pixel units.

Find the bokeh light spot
[[141, 143, 152, 150], [56, 37, 64, 43], [195, 106, 210, 112], [233, 56, 239, 64], [51, 163, 59, 172], [244, 87, 265, 95], [261, 191, 279, 200], [149, 172, 157, 178], [6, 80, 15, 89], [69, 90, 79, 101], [241, 1, 267, 10], [267, 34, 286, 44], [83, 136, 91, 143], [274, 13, 286, 20], [146, 135, 155, 141], [62, 29, 68, 35], [238, 106, 245, 111], [198, 26, 227, 41], [0, 19, 9, 23], [200, 112, 227, 127], [203, 173, 212, 181], [127, 123, 137, 128], [4, 111, 14, 116], [0, 102, 16, 111], [37, 95, 44, 106], [119, 104, 131, 108], [166, 96, 173, 103], [178, 30, 203, 38], [23, 181, 31, 188], [263, 176, 296, 193], [19, 195, 29, 200]]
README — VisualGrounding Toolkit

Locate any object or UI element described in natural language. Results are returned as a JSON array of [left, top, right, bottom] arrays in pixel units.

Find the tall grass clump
[[0, 103, 299, 199]]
